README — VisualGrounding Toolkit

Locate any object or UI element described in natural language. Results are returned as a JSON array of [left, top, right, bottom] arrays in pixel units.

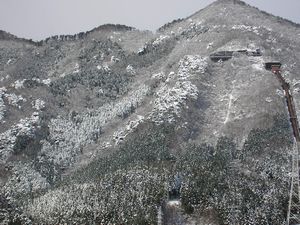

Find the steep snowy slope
[[0, 0, 300, 224]]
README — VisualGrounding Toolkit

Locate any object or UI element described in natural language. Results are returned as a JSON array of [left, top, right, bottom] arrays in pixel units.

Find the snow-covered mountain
[[1, 0, 300, 224]]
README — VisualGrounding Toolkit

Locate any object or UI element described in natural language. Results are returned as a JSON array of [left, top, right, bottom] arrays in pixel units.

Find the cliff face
[[1, 0, 300, 224]]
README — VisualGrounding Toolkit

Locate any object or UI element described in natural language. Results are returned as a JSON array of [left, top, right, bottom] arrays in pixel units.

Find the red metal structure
[[265, 62, 300, 142], [265, 62, 300, 225]]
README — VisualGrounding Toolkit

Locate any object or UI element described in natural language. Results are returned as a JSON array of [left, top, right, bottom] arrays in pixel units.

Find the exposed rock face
[[0, 0, 300, 224]]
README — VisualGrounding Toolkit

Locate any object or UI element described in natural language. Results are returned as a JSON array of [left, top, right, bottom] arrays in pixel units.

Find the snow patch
[[113, 115, 144, 144], [42, 79, 51, 86], [97, 64, 111, 72], [224, 94, 234, 124], [178, 55, 207, 79], [292, 79, 300, 87], [12, 79, 26, 89], [165, 72, 175, 83], [276, 89, 284, 98], [207, 42, 214, 49], [265, 97, 272, 103], [232, 25, 261, 36], [151, 81, 197, 123], [0, 112, 41, 162], [150, 55, 207, 124], [32, 99, 46, 111], [73, 63, 80, 74], [252, 62, 264, 71], [152, 35, 170, 47], [6, 59, 13, 65], [126, 65, 136, 75], [167, 200, 181, 207], [151, 72, 166, 80], [4, 93, 26, 108], [111, 56, 120, 63], [249, 56, 264, 71], [137, 46, 146, 55], [293, 88, 300, 94], [0, 74, 10, 82], [31, 77, 52, 86]]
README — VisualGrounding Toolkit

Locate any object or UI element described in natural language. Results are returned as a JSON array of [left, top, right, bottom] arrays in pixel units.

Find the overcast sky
[[0, 0, 299, 41]]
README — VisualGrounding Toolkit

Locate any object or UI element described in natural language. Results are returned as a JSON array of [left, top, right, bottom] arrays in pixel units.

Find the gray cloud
[[0, 0, 299, 41]]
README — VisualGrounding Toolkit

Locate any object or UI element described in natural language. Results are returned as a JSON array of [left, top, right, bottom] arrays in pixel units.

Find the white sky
[[0, 0, 299, 41]]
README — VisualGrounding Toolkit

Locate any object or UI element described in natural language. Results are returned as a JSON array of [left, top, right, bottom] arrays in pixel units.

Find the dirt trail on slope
[[163, 200, 219, 225]]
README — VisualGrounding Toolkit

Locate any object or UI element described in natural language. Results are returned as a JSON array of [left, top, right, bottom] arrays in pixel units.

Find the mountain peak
[[218, 0, 247, 4], [158, 0, 300, 34]]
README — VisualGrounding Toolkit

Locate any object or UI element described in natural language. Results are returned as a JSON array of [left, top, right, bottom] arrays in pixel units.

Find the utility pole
[[265, 62, 300, 224], [287, 140, 300, 225]]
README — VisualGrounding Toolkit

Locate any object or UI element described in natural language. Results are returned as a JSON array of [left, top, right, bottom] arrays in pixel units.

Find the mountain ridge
[[1, 0, 300, 44]]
